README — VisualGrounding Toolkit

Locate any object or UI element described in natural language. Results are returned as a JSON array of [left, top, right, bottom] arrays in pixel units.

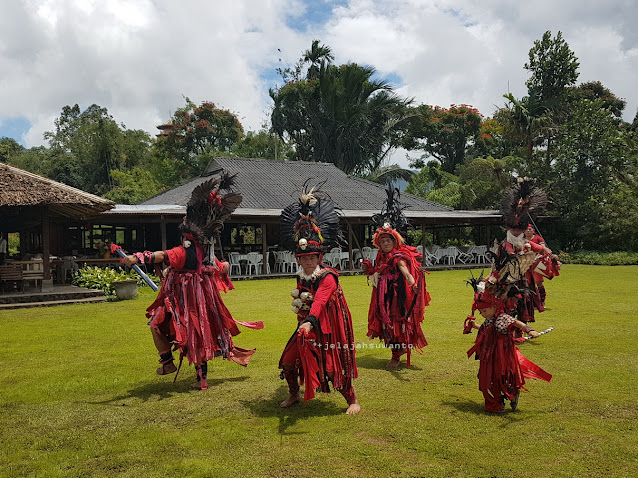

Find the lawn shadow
[[442, 395, 529, 423], [242, 385, 345, 436], [355, 353, 422, 381], [88, 375, 250, 405]]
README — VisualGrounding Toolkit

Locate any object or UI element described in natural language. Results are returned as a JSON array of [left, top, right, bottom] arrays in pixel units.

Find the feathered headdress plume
[[182, 172, 242, 243], [501, 177, 547, 229], [372, 186, 410, 247], [280, 181, 342, 255]]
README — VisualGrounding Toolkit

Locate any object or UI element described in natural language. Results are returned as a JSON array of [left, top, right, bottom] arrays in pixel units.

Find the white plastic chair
[[273, 251, 284, 273], [245, 252, 261, 275], [455, 247, 473, 264], [474, 245, 488, 264], [282, 251, 297, 273], [424, 249, 438, 266], [228, 252, 242, 276]]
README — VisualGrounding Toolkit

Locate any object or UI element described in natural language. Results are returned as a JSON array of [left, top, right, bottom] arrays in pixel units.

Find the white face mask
[[506, 230, 526, 249]]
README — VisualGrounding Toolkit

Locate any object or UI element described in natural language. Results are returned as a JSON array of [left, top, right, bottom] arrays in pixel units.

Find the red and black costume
[[129, 173, 263, 389], [468, 312, 552, 412], [528, 232, 561, 306], [362, 186, 430, 366], [279, 183, 359, 410], [465, 241, 552, 413], [146, 238, 262, 370], [365, 242, 429, 366], [279, 267, 358, 404], [498, 179, 551, 323], [501, 230, 546, 322]]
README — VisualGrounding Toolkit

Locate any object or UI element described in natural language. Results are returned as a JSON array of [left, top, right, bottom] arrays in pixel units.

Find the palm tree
[[364, 164, 415, 185], [310, 62, 413, 175], [502, 88, 554, 160], [303, 40, 334, 79]]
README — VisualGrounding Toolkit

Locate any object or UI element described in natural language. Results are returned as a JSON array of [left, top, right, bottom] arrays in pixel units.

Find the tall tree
[[404, 104, 485, 174], [0, 137, 24, 163], [230, 129, 293, 160], [525, 31, 580, 103], [565, 80, 626, 118], [156, 99, 244, 177], [501, 88, 554, 160], [550, 98, 637, 249], [271, 41, 412, 176], [43, 104, 152, 194]]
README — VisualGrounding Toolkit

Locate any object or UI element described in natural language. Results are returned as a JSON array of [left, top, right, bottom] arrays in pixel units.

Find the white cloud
[[1, 0, 637, 162]]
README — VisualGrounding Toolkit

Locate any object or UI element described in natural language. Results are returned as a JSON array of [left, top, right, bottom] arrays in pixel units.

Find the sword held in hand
[[110, 244, 159, 292], [523, 326, 554, 341]]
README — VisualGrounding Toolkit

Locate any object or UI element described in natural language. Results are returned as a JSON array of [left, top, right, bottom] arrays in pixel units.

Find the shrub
[[72, 266, 160, 297], [558, 250, 638, 265]]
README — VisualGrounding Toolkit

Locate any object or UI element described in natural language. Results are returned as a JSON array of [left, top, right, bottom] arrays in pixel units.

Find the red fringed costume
[[146, 242, 263, 368], [501, 234, 545, 322], [365, 244, 430, 366], [279, 267, 358, 404], [499, 178, 552, 323], [125, 172, 263, 389], [467, 313, 552, 413], [279, 182, 359, 411]]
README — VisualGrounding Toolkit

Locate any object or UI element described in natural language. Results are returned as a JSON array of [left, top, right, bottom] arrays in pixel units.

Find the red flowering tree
[[404, 104, 485, 174], [156, 99, 244, 175]]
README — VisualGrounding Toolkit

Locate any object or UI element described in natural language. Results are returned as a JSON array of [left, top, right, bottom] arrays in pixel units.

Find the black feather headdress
[[280, 181, 342, 255], [181, 172, 242, 243], [501, 177, 547, 229], [371, 186, 410, 247]]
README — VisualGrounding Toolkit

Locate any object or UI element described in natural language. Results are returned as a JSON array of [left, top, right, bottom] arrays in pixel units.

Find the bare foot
[[386, 358, 400, 369], [345, 401, 361, 414], [156, 362, 177, 375], [280, 393, 300, 408]]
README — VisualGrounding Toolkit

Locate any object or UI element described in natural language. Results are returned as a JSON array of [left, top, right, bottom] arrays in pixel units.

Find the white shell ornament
[[183, 240, 192, 248], [290, 289, 300, 298], [298, 238, 308, 250]]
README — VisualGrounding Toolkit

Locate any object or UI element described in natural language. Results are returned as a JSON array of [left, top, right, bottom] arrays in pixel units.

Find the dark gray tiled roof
[[141, 157, 452, 213]]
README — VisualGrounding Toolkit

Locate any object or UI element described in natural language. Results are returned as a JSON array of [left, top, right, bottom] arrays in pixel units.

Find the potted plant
[[111, 279, 138, 300]]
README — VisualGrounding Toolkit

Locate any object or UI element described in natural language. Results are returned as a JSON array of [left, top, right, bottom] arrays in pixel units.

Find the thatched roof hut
[[1, 163, 114, 288], [0, 163, 114, 219]]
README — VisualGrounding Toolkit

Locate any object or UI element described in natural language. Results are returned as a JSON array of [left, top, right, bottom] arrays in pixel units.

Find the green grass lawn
[[1, 265, 637, 477]]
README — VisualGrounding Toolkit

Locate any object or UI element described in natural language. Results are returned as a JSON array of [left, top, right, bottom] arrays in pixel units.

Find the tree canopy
[[270, 40, 413, 176]]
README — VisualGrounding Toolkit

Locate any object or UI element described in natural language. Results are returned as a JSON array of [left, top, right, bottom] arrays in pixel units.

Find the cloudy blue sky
[[1, 0, 637, 168]]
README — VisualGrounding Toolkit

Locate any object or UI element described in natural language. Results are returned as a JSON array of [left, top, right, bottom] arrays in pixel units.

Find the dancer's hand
[[298, 322, 312, 336]]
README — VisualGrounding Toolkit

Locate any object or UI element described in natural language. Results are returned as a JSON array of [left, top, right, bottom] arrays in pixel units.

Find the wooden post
[[41, 208, 53, 291], [261, 223, 268, 275], [347, 224, 354, 270], [421, 223, 426, 265], [160, 217, 167, 251]]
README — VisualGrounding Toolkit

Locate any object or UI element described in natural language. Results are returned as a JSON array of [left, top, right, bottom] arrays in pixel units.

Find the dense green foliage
[[1, 31, 636, 250], [1, 266, 637, 477], [270, 40, 412, 176], [558, 250, 638, 265]]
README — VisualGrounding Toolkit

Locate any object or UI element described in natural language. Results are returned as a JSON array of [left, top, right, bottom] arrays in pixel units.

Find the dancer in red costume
[[464, 260, 552, 413], [524, 224, 560, 307], [123, 173, 263, 390], [279, 185, 360, 414], [498, 178, 552, 323], [362, 187, 430, 368]]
